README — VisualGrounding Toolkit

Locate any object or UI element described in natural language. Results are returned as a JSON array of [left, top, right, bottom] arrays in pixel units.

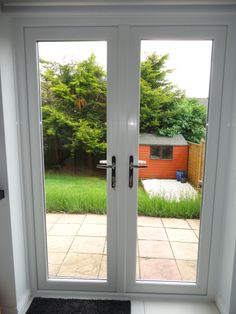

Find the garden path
[[47, 213, 200, 282]]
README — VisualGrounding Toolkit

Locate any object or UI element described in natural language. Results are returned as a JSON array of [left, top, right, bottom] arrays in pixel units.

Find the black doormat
[[26, 297, 131, 314]]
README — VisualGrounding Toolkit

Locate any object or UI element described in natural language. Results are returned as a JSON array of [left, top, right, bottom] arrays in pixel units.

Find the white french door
[[24, 25, 226, 295]]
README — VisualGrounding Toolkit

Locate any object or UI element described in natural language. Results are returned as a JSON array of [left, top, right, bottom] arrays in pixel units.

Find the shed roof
[[139, 133, 188, 146]]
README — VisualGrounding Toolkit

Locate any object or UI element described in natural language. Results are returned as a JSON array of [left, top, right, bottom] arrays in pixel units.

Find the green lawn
[[45, 173, 201, 218]]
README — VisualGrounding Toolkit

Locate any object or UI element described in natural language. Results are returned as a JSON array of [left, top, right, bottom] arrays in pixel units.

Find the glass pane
[[38, 41, 107, 280], [137, 40, 212, 282]]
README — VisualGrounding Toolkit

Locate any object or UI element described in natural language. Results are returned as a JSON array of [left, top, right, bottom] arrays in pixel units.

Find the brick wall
[[139, 145, 189, 179]]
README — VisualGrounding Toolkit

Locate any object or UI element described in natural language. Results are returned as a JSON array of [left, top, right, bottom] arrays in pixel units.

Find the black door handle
[[129, 155, 148, 188], [96, 156, 116, 189]]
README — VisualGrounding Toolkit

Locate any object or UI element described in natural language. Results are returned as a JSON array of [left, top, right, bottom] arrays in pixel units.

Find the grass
[[45, 173, 201, 218], [45, 173, 106, 214]]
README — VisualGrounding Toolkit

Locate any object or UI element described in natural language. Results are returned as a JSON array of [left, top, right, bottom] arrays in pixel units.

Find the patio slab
[[171, 242, 198, 260], [139, 240, 174, 259], [47, 235, 74, 253], [46, 213, 200, 282], [70, 236, 106, 254], [78, 223, 106, 237], [48, 223, 81, 236], [176, 260, 197, 281], [138, 216, 163, 227], [138, 226, 168, 241], [166, 228, 198, 243], [139, 258, 181, 281], [162, 218, 190, 229], [58, 253, 103, 278]]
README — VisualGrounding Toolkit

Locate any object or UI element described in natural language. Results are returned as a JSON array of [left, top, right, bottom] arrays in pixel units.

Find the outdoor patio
[[47, 213, 200, 282]]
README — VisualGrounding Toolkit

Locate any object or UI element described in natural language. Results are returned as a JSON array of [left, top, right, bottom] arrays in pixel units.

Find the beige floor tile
[[139, 240, 174, 259], [171, 242, 199, 260], [166, 228, 198, 243], [46, 213, 62, 224], [47, 236, 74, 253], [104, 240, 107, 254], [138, 216, 163, 227], [139, 258, 181, 281], [176, 260, 197, 282], [70, 236, 106, 254], [78, 223, 106, 237], [48, 264, 61, 277], [187, 219, 200, 230], [57, 253, 102, 278], [48, 252, 66, 265], [84, 214, 107, 225], [98, 255, 107, 279], [162, 218, 190, 229], [138, 227, 167, 241], [48, 223, 80, 236], [194, 229, 199, 238], [57, 214, 86, 224]]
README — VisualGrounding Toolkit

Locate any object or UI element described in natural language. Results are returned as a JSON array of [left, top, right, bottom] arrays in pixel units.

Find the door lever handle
[[129, 155, 147, 188], [97, 156, 116, 188]]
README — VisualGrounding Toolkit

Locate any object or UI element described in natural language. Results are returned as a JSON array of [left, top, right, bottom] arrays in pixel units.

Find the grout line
[[48, 215, 88, 277], [165, 226, 183, 280]]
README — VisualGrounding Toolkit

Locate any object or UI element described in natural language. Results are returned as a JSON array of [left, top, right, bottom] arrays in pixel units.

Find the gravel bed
[[142, 179, 197, 201]]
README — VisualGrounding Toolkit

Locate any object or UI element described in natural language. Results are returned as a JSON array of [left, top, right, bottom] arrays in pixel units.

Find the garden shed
[[139, 133, 189, 179]]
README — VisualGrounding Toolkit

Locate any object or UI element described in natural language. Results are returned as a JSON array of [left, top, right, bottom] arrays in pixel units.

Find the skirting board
[[17, 289, 32, 314]]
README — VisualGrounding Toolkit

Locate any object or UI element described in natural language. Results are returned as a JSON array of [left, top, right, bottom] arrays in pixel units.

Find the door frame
[[24, 26, 120, 292], [13, 11, 231, 298]]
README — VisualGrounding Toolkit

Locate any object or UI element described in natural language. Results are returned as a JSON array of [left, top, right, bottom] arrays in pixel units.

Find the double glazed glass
[[137, 40, 212, 282], [38, 41, 108, 280]]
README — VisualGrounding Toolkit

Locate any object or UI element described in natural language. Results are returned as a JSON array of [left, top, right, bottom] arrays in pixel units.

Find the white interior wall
[[0, 14, 30, 314], [0, 3, 236, 314]]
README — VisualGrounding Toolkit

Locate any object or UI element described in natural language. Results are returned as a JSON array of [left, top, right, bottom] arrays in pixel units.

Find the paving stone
[[57, 253, 103, 278], [78, 223, 106, 237], [171, 242, 198, 260], [162, 218, 190, 229], [98, 255, 107, 279], [48, 252, 66, 265], [48, 264, 61, 277], [57, 214, 86, 224], [166, 228, 198, 243], [46, 213, 62, 224], [84, 214, 107, 225], [70, 236, 106, 254], [47, 236, 74, 253], [194, 229, 199, 238], [48, 223, 81, 236], [138, 216, 163, 227], [139, 240, 174, 259], [46, 223, 54, 233], [140, 258, 181, 281], [138, 226, 168, 241], [187, 219, 200, 230], [176, 259, 197, 282]]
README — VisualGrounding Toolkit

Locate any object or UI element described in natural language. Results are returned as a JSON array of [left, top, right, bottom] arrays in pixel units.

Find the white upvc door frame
[[24, 26, 120, 292], [21, 20, 227, 296], [125, 25, 227, 295]]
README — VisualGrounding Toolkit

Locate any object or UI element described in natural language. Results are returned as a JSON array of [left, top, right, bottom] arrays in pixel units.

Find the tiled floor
[[131, 300, 220, 314], [47, 213, 200, 282]]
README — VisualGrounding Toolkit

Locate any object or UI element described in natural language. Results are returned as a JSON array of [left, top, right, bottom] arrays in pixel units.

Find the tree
[[140, 53, 207, 142], [40, 55, 107, 168], [40, 52, 207, 170]]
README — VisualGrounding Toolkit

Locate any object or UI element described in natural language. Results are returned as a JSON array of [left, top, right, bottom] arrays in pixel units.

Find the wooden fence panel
[[188, 139, 205, 187]]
